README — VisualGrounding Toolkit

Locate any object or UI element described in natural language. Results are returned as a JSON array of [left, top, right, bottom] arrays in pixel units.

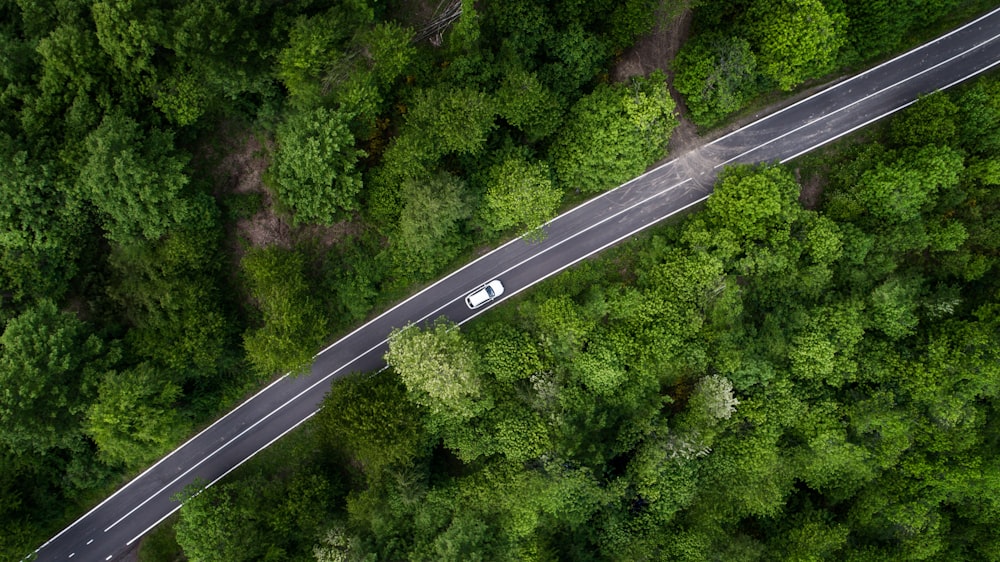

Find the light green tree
[[743, 0, 847, 91], [85, 362, 190, 467], [550, 72, 677, 193], [479, 153, 562, 236], [242, 246, 330, 376], [704, 164, 801, 246], [385, 319, 487, 424]]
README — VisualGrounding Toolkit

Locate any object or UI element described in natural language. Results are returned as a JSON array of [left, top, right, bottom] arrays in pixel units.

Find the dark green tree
[[242, 246, 330, 376], [0, 299, 105, 455], [77, 111, 193, 243], [317, 372, 428, 472], [271, 106, 365, 226]]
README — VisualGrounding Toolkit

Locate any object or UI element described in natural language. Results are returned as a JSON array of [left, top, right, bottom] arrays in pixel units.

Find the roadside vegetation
[[0, 0, 996, 559]]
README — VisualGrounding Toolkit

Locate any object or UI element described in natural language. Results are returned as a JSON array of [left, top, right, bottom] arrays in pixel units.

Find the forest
[[0, 0, 996, 560], [168, 81, 1000, 561]]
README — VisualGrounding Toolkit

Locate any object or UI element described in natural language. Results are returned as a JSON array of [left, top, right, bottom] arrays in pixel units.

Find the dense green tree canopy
[[385, 319, 488, 424], [479, 152, 562, 235], [271, 107, 365, 225], [2, 0, 996, 558], [0, 300, 103, 455], [85, 362, 189, 467], [673, 33, 758, 127], [242, 246, 330, 376], [77, 111, 193, 243], [551, 73, 677, 193], [392, 172, 472, 280], [742, 0, 847, 91]]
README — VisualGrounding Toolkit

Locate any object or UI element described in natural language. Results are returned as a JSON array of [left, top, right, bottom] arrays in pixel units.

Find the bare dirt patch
[[612, 2, 692, 83], [796, 168, 827, 210], [203, 122, 365, 260], [202, 121, 288, 255], [611, 2, 702, 158]]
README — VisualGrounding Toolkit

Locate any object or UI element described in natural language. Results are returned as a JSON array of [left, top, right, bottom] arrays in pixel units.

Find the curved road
[[34, 7, 1000, 561]]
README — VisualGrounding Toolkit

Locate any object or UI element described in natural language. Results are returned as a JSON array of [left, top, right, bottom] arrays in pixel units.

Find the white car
[[465, 279, 504, 309]]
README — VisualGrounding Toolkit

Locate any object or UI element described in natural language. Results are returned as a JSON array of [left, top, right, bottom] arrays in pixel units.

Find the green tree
[[91, 0, 161, 87], [175, 477, 269, 562], [869, 276, 923, 340], [479, 152, 562, 235], [956, 76, 1000, 156], [317, 372, 428, 472], [330, 22, 416, 128], [108, 221, 230, 376], [385, 319, 488, 424], [77, 110, 193, 243], [694, 384, 798, 522], [242, 246, 330, 376], [0, 139, 85, 301], [403, 86, 496, 158], [743, 0, 847, 91], [0, 299, 104, 455], [889, 92, 958, 147], [393, 171, 472, 280], [538, 23, 612, 96], [673, 33, 758, 126], [850, 145, 964, 224], [85, 362, 190, 467], [550, 72, 677, 193], [271, 106, 365, 225], [276, 8, 354, 105], [703, 164, 801, 247], [177, 465, 337, 562], [496, 68, 564, 142]]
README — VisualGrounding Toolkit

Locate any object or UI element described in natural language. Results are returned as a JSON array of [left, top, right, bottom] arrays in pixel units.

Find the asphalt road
[[34, 7, 1000, 561]]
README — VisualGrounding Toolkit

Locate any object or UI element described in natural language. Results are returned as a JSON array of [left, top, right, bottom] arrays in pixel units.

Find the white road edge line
[[103, 175, 692, 534], [31, 369, 293, 553], [780, 56, 1000, 163], [717, 30, 1000, 169], [124, 409, 320, 548], [707, 4, 1000, 147]]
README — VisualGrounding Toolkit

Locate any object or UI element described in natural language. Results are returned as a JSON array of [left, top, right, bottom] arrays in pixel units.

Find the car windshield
[[485, 286, 494, 298]]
